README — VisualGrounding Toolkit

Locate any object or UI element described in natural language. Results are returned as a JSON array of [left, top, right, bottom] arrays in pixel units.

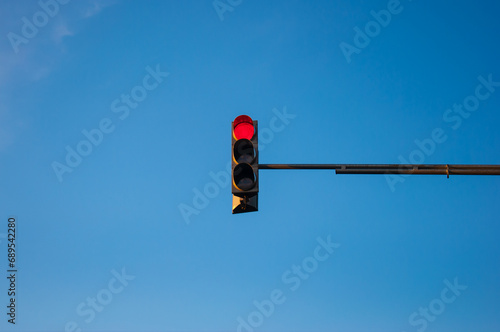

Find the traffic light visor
[[233, 115, 255, 140]]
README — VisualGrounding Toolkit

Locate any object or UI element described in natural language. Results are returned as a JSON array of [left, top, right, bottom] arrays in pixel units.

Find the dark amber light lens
[[233, 139, 255, 164]]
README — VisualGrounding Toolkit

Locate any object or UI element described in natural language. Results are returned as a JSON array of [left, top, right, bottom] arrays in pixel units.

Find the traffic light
[[232, 115, 258, 214]]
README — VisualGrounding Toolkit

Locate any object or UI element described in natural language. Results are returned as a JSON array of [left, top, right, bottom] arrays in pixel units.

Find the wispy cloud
[[82, 0, 118, 19], [0, 1, 120, 151], [0, 47, 53, 86], [0, 0, 120, 85], [52, 21, 74, 44], [0, 49, 39, 151], [0, 103, 14, 152], [83, 2, 104, 18]]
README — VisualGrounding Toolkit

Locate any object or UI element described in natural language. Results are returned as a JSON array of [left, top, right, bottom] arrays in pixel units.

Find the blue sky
[[1, 0, 500, 331]]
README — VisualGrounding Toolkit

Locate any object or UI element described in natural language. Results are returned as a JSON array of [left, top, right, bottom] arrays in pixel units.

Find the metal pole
[[258, 164, 500, 176]]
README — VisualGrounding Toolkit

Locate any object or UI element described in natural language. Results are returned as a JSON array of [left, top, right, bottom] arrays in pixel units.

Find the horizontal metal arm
[[258, 164, 500, 176]]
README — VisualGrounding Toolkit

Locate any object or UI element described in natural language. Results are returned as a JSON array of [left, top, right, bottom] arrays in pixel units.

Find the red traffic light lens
[[233, 115, 254, 140]]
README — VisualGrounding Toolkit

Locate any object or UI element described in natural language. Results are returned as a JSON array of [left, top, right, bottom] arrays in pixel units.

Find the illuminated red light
[[233, 115, 255, 140]]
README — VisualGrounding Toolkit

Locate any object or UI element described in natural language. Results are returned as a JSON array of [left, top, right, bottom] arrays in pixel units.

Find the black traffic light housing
[[232, 115, 258, 214]]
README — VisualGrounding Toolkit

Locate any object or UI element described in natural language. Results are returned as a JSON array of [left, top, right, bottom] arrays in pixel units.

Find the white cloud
[[0, 1, 120, 152], [52, 22, 74, 44], [0, 100, 15, 152], [82, 0, 118, 19]]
